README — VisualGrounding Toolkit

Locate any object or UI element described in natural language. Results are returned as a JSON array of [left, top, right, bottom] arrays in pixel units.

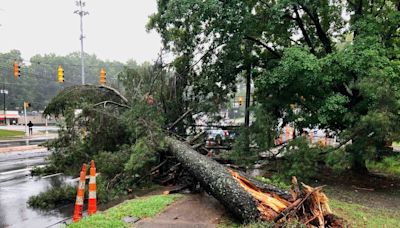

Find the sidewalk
[[135, 193, 226, 228]]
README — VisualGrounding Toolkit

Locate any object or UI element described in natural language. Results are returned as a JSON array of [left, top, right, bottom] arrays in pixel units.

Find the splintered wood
[[229, 169, 290, 220], [229, 170, 344, 227]]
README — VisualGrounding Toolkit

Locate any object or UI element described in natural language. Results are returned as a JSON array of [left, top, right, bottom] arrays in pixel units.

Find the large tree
[[148, 0, 400, 172]]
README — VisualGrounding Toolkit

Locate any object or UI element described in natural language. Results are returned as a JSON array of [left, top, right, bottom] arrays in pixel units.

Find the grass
[[68, 194, 182, 228], [0, 129, 24, 139], [392, 141, 400, 147], [219, 197, 400, 228], [330, 198, 400, 227], [367, 155, 400, 176]]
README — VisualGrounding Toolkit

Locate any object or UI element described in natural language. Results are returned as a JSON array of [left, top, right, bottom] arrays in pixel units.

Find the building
[[0, 111, 21, 125], [17, 111, 57, 126]]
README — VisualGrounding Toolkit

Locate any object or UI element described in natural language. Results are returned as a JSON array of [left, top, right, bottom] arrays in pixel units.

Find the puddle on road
[[0, 175, 73, 228]]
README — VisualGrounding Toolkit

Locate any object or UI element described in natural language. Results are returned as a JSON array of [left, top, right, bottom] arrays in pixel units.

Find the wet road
[[0, 149, 72, 228]]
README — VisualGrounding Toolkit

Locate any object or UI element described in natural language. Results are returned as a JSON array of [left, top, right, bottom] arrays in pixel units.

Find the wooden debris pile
[[230, 170, 343, 227]]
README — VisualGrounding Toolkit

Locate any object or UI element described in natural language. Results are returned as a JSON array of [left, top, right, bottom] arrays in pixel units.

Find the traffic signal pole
[[24, 103, 28, 136], [3, 85, 5, 126]]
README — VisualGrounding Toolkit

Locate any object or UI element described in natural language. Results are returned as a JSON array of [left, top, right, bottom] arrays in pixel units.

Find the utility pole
[[74, 0, 89, 85], [1, 85, 8, 126], [24, 102, 28, 136], [244, 65, 252, 128]]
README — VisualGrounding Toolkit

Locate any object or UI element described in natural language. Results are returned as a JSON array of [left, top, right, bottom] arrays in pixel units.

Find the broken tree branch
[[167, 108, 193, 131]]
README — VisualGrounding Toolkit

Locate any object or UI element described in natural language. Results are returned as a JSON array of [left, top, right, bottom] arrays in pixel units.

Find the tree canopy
[[148, 0, 400, 172]]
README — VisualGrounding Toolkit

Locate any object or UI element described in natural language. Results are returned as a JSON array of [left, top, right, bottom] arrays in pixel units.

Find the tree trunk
[[351, 157, 368, 174], [165, 137, 343, 226], [165, 137, 262, 222], [348, 138, 369, 174]]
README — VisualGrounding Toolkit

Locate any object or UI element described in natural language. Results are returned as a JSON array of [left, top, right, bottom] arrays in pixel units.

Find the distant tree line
[[0, 50, 140, 111]]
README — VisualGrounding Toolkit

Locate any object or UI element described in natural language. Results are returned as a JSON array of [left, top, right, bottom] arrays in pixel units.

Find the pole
[[75, 0, 88, 85], [2, 84, 6, 126], [244, 65, 251, 128], [80, 7, 85, 85], [3, 91, 5, 126], [24, 103, 28, 136], [45, 116, 48, 135]]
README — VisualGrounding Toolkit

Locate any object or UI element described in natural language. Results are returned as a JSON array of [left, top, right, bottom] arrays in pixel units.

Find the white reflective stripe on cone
[[78, 181, 85, 189], [76, 197, 84, 205], [89, 191, 96, 199], [89, 176, 96, 183]]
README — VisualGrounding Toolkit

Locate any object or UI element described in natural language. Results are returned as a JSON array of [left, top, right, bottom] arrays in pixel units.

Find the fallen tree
[[166, 137, 344, 227]]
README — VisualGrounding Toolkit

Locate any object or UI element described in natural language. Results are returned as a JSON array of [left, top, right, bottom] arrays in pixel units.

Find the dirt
[[317, 171, 400, 211], [135, 192, 227, 228]]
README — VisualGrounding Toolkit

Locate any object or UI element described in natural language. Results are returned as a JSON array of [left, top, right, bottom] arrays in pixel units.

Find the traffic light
[[58, 65, 64, 83], [24, 101, 31, 108], [238, 96, 244, 106], [13, 62, 21, 78], [99, 68, 106, 85]]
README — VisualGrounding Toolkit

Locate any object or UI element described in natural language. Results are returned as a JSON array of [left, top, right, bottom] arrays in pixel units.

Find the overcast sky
[[0, 0, 161, 63]]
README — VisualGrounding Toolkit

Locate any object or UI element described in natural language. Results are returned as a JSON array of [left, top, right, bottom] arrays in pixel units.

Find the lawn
[[219, 197, 400, 228], [0, 129, 25, 139], [68, 194, 182, 228], [330, 198, 400, 227]]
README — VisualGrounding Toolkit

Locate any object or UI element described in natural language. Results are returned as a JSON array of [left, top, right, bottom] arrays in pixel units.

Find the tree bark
[[347, 138, 369, 174], [351, 158, 368, 174], [165, 137, 262, 222]]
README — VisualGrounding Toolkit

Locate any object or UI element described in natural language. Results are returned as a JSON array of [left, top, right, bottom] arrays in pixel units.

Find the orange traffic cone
[[88, 160, 97, 215], [73, 163, 87, 222]]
